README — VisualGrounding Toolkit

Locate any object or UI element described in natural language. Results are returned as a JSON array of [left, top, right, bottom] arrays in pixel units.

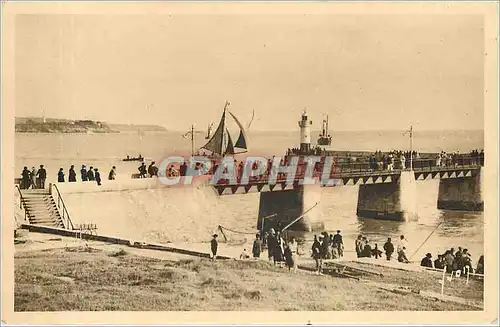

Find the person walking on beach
[[373, 244, 382, 259], [333, 230, 344, 257], [30, 166, 38, 189], [81, 165, 88, 181], [288, 237, 298, 273], [211, 234, 218, 261], [283, 243, 295, 272], [36, 165, 46, 189], [68, 165, 77, 182], [355, 235, 364, 258], [94, 168, 102, 186], [21, 167, 30, 189], [87, 166, 95, 181], [273, 231, 284, 267], [108, 166, 116, 180], [252, 233, 262, 259], [312, 235, 322, 275], [267, 229, 277, 261], [383, 238, 394, 261], [57, 168, 65, 183]]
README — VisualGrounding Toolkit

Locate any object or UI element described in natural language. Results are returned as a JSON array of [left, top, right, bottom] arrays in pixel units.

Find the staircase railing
[[15, 184, 29, 223], [49, 183, 75, 230]]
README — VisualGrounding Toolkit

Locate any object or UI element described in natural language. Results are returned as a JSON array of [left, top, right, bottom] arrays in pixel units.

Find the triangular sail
[[224, 129, 235, 155], [228, 110, 248, 151], [201, 110, 226, 156]]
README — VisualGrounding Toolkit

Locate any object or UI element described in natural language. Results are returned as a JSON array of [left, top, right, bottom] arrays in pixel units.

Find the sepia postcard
[[1, 1, 499, 325]]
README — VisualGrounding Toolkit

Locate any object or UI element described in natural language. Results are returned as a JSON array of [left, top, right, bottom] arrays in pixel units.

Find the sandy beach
[[14, 231, 483, 311]]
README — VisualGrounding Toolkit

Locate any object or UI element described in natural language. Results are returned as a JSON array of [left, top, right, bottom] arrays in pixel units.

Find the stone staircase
[[21, 189, 65, 228]]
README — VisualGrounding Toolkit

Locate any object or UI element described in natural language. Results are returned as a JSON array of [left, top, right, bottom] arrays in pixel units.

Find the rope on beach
[[217, 213, 278, 237], [218, 225, 257, 235]]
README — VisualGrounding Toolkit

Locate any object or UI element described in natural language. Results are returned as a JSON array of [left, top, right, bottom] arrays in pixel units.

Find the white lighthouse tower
[[298, 109, 312, 154]]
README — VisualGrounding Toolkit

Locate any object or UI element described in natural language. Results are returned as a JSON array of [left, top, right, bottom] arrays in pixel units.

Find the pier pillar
[[437, 167, 483, 211], [356, 171, 417, 221], [257, 184, 323, 233]]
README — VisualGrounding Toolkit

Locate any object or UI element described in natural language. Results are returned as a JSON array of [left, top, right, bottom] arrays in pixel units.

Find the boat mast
[[191, 124, 195, 156]]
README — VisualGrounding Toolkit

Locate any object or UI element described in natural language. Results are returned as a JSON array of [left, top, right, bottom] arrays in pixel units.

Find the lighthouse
[[298, 110, 312, 154]]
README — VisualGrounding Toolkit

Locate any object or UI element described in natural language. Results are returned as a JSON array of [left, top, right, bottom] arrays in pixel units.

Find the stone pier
[[437, 167, 484, 211], [356, 171, 417, 221], [257, 183, 323, 233]]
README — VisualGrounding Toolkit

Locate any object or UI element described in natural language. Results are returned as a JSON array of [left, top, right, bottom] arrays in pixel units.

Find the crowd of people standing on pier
[[19, 164, 119, 189], [19, 165, 47, 189]]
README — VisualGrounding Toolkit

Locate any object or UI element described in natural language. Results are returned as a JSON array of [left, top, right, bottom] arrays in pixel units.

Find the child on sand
[[211, 234, 218, 261]]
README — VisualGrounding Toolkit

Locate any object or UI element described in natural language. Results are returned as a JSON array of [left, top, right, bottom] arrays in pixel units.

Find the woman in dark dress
[[57, 168, 65, 183]]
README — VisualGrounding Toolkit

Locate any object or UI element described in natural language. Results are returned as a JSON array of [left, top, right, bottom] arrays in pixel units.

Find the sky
[[15, 13, 484, 131]]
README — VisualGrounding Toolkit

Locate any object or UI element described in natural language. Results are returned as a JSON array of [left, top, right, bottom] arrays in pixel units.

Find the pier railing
[[50, 183, 75, 230], [209, 156, 483, 185], [15, 184, 29, 223]]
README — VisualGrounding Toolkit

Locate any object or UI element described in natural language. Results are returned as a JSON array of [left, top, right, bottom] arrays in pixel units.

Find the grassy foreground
[[15, 247, 482, 311]]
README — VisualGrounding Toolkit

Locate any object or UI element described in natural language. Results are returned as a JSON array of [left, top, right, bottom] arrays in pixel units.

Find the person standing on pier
[[57, 168, 65, 183], [108, 166, 116, 180], [211, 234, 218, 261], [383, 238, 394, 261], [81, 165, 88, 181], [148, 161, 158, 177], [400, 154, 406, 170], [94, 168, 101, 186], [30, 166, 38, 189], [21, 167, 30, 189], [87, 166, 95, 181], [36, 165, 47, 189], [68, 165, 77, 182], [252, 233, 262, 259], [138, 162, 147, 178]]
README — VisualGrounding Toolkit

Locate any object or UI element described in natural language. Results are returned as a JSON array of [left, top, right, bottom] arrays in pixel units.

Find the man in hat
[[420, 253, 433, 268], [333, 230, 344, 257], [211, 234, 218, 261], [81, 165, 88, 181], [68, 165, 77, 182], [36, 165, 46, 189]]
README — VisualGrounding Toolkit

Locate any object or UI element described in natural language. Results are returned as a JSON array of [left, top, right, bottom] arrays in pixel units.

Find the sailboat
[[317, 114, 332, 146], [200, 101, 249, 157]]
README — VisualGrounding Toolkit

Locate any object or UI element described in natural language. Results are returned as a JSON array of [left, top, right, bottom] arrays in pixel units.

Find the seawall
[[56, 177, 233, 243]]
